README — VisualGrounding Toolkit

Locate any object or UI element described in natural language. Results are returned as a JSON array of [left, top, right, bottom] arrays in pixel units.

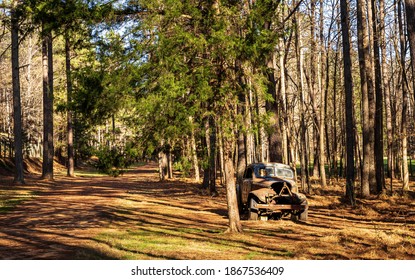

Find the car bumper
[[255, 203, 307, 212]]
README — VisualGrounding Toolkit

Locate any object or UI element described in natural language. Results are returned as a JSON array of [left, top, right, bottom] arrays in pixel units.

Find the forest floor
[[0, 160, 415, 260]]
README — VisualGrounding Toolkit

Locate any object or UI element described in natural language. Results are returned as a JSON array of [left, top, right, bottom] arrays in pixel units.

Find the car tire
[[299, 208, 308, 221], [248, 197, 259, 220], [292, 201, 308, 222]]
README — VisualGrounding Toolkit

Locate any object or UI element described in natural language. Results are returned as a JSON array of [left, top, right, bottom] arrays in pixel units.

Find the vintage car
[[236, 163, 308, 221]]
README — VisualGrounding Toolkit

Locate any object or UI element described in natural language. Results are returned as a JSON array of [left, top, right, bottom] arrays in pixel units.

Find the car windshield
[[257, 165, 294, 179]]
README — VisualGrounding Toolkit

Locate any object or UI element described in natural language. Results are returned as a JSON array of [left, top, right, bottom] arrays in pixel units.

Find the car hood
[[253, 177, 295, 187]]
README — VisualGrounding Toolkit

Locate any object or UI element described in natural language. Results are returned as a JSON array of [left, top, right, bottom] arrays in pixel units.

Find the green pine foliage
[[94, 145, 127, 177], [124, 0, 279, 158], [18, 0, 284, 172]]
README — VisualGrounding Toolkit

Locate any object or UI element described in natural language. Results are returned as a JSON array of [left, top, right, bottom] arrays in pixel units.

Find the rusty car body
[[236, 163, 308, 221]]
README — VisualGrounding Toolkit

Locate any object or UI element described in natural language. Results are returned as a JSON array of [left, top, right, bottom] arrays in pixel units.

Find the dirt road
[[0, 163, 414, 259]]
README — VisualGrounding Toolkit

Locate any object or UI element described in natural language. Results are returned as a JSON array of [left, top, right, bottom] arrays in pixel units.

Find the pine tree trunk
[[11, 3, 25, 184], [158, 150, 167, 181], [218, 128, 226, 185], [295, 14, 311, 193], [371, 0, 385, 194], [367, 0, 377, 193], [208, 116, 218, 196], [256, 91, 268, 163], [167, 146, 173, 179], [405, 0, 415, 102], [279, 36, 289, 165], [245, 84, 255, 164], [331, 38, 340, 178], [223, 135, 243, 233], [382, 0, 394, 189], [42, 27, 54, 180], [189, 116, 200, 182], [202, 119, 210, 189], [318, 0, 327, 187], [267, 51, 283, 163], [398, 1, 409, 190], [236, 97, 246, 185], [309, 0, 320, 180], [340, 0, 356, 205], [404, 0, 415, 190], [65, 35, 75, 177], [357, 0, 374, 197]]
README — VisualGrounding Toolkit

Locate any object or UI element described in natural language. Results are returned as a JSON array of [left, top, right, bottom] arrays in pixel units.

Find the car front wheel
[[248, 197, 259, 220]]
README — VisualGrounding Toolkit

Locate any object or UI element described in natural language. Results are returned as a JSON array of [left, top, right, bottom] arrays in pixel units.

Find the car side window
[[244, 167, 253, 179]]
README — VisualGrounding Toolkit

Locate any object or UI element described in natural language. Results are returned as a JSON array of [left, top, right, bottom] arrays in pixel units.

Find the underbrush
[[93, 145, 141, 177]]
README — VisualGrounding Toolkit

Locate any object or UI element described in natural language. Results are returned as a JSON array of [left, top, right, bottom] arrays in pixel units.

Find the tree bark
[[309, 0, 321, 180], [11, 1, 25, 184], [340, 0, 356, 205], [295, 14, 311, 193], [202, 118, 210, 189], [405, 0, 415, 102], [158, 149, 167, 181], [65, 35, 75, 177], [267, 52, 283, 163], [189, 116, 200, 182], [318, 0, 327, 187], [245, 80, 255, 165], [357, 0, 374, 197], [278, 35, 289, 165], [236, 94, 246, 185], [167, 145, 173, 179], [42, 26, 54, 180], [398, 0, 409, 190], [208, 116, 218, 196], [223, 135, 243, 233], [256, 90, 268, 163], [382, 0, 394, 189], [371, 0, 385, 194]]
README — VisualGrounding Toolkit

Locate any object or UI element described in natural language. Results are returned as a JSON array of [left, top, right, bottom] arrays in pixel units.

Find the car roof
[[247, 162, 293, 169]]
